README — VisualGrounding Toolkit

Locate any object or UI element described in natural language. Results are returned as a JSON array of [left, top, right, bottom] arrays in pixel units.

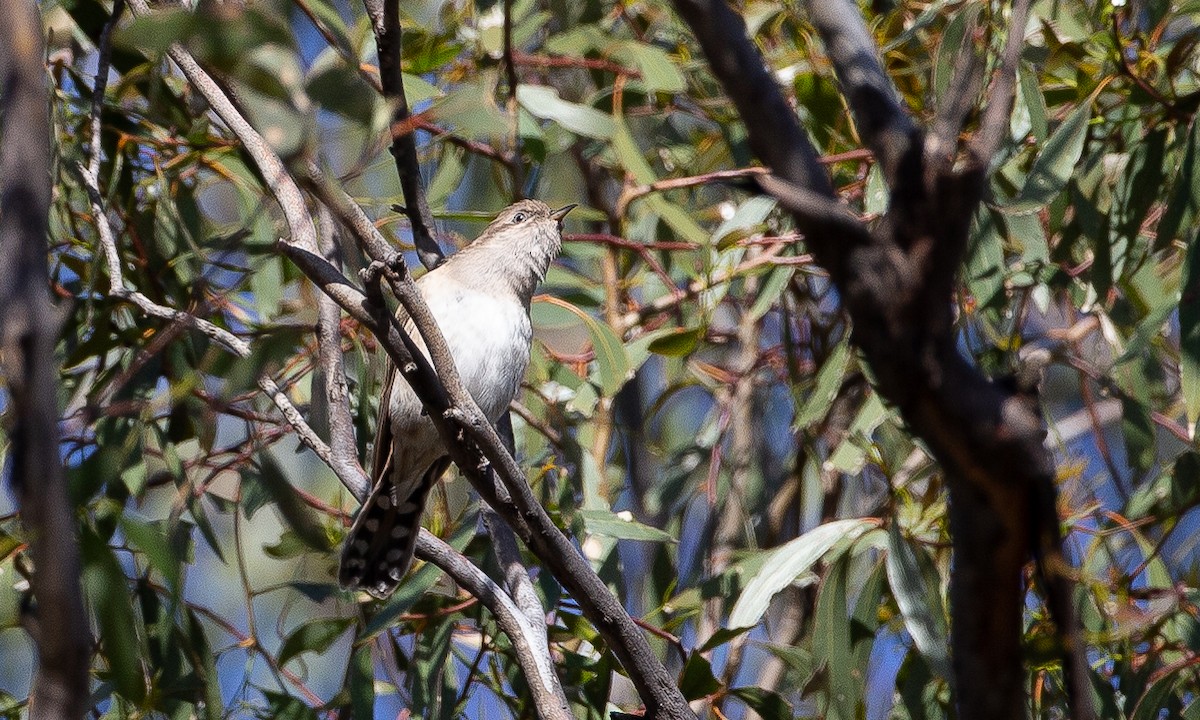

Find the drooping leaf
[[729, 518, 875, 629], [516, 85, 615, 140], [1007, 102, 1091, 213], [886, 522, 952, 681], [1180, 226, 1200, 430], [277, 617, 354, 668]]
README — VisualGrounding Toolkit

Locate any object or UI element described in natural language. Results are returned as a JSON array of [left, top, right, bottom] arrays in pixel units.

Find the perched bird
[[339, 199, 575, 598]]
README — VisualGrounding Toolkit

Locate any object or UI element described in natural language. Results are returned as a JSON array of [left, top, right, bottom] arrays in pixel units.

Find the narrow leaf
[[886, 523, 952, 680], [729, 518, 875, 629]]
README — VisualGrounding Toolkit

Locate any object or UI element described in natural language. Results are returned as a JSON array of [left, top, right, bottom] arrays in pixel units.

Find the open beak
[[550, 204, 578, 222]]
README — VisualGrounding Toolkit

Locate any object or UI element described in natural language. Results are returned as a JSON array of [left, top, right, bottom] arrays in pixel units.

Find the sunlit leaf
[[516, 85, 615, 140], [729, 519, 875, 629], [578, 508, 675, 542]]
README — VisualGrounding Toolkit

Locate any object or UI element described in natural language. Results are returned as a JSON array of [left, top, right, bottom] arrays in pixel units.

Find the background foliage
[[2, 0, 1200, 718]]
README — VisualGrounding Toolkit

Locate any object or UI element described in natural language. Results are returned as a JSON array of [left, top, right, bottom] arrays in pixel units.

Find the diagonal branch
[[803, 0, 920, 186], [671, 0, 833, 199], [972, 0, 1033, 165]]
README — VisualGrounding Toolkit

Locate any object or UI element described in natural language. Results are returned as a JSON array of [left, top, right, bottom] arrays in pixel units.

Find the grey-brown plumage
[[339, 199, 575, 598]]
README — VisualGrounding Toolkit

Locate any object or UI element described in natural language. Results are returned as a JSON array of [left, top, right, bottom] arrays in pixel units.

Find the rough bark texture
[[670, 1, 1090, 718], [0, 4, 92, 717]]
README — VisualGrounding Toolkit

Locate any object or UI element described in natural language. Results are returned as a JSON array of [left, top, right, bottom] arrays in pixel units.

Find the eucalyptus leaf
[[729, 518, 875, 629]]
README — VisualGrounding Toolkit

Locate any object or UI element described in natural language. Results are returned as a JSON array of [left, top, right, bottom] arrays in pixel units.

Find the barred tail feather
[[339, 457, 451, 598]]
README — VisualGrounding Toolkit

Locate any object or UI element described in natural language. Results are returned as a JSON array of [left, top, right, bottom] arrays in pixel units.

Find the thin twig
[[502, 0, 524, 198]]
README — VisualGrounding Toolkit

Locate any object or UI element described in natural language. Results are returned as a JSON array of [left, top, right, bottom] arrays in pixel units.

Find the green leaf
[[886, 522, 952, 680], [826, 393, 887, 473], [813, 556, 856, 720], [402, 73, 442, 105], [120, 516, 183, 593], [1126, 452, 1200, 520], [729, 518, 875, 629], [244, 453, 332, 552], [1014, 64, 1047, 142], [611, 41, 686, 93], [1158, 117, 1200, 248], [933, 5, 980, 104], [647, 327, 704, 357], [698, 625, 753, 652], [348, 643, 375, 720], [731, 687, 792, 720], [793, 338, 851, 432], [1007, 102, 1090, 213], [114, 7, 200, 53], [363, 560, 445, 637], [82, 528, 147, 704], [965, 208, 1006, 309], [516, 85, 614, 140], [748, 265, 794, 321], [534, 296, 630, 395], [1130, 660, 1188, 720], [277, 617, 354, 668], [261, 689, 321, 720], [578, 508, 675, 542], [678, 652, 722, 700], [0, 528, 20, 564]]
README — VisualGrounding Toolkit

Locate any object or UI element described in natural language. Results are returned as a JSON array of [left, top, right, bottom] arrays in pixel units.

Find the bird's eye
[[511, 212, 526, 224]]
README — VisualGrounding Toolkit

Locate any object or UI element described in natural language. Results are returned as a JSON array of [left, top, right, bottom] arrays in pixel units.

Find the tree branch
[[315, 207, 372, 500], [362, 0, 443, 269], [972, 0, 1033, 165], [804, 0, 921, 186], [0, 2, 91, 717], [670, 0, 833, 199], [413, 530, 567, 719], [670, 2, 1091, 719]]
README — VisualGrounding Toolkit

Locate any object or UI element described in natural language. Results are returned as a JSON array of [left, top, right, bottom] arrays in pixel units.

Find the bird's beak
[[550, 204, 578, 222]]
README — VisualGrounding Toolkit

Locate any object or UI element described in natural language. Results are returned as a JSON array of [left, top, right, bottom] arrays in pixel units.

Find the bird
[[339, 199, 576, 598]]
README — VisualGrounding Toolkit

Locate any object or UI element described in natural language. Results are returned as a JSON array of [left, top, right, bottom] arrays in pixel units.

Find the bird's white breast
[[389, 279, 532, 431]]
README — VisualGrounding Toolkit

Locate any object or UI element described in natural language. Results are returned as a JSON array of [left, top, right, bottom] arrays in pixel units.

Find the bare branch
[[414, 530, 567, 719], [971, 0, 1034, 165], [363, 0, 443, 269], [502, 0, 524, 198], [315, 208, 371, 500], [670, 2, 1092, 719], [804, 0, 920, 186], [0, 2, 91, 717], [670, 0, 833, 198], [481, 413, 569, 719]]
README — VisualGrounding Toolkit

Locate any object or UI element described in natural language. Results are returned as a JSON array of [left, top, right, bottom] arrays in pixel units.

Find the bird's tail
[[338, 457, 450, 598]]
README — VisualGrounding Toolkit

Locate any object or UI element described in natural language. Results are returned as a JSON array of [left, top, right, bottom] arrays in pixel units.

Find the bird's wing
[[368, 304, 417, 488], [368, 360, 397, 488]]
